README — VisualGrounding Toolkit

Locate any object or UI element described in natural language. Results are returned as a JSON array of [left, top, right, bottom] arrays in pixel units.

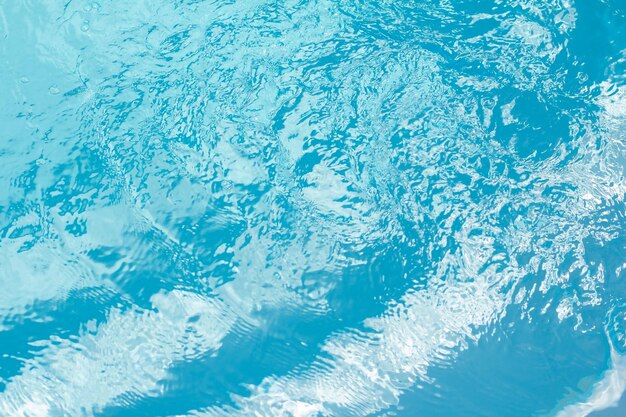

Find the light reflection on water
[[0, 1, 625, 416]]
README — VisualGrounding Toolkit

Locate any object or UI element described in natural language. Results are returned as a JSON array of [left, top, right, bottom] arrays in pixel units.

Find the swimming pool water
[[1, 1, 626, 416]]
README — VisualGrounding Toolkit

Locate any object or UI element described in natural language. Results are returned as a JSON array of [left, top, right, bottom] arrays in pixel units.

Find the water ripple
[[1, 0, 625, 416]]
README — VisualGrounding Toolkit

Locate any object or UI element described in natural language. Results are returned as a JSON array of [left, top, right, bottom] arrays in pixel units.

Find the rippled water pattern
[[1, 1, 626, 416]]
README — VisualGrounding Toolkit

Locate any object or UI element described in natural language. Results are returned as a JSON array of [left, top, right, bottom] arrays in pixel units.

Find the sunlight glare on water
[[0, 1, 625, 416]]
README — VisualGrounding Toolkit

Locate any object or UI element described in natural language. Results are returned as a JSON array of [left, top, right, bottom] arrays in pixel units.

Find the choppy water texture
[[1, 1, 626, 416]]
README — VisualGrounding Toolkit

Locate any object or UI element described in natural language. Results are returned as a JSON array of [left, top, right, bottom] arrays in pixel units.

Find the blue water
[[1, 1, 626, 416]]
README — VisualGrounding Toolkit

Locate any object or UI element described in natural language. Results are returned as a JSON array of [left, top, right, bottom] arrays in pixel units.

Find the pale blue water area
[[1, 1, 626, 416]]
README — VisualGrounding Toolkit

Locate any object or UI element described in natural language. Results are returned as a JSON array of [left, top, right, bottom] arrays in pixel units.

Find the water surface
[[1, 1, 626, 416]]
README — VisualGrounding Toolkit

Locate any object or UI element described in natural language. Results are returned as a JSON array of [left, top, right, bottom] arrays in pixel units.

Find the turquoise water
[[1, 1, 626, 416]]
